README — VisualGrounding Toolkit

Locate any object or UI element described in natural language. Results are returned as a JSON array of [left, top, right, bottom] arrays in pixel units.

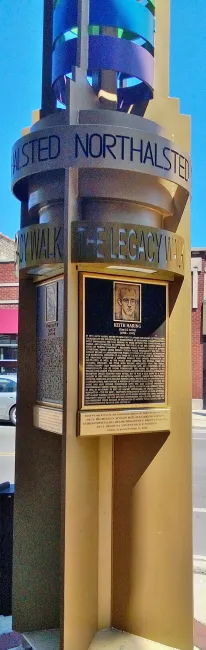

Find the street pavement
[[0, 424, 15, 486], [192, 414, 206, 650], [193, 426, 206, 558]]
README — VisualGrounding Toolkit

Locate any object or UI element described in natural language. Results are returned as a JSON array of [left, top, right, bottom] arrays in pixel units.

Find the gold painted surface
[[36, 400, 63, 409], [154, 0, 170, 98], [89, 628, 179, 650], [32, 267, 64, 283], [21, 126, 30, 136], [111, 2, 193, 648], [33, 405, 63, 435], [77, 263, 174, 283], [78, 408, 171, 437], [35, 274, 64, 288], [72, 222, 185, 277], [79, 273, 168, 412], [98, 437, 113, 629], [32, 109, 41, 124], [62, 170, 99, 650], [79, 170, 174, 216]]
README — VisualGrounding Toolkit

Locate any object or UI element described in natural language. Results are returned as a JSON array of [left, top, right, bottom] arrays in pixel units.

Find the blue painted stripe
[[53, 0, 77, 43], [52, 34, 154, 92], [53, 0, 154, 46]]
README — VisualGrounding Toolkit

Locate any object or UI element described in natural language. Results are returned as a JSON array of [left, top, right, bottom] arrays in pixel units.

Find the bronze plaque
[[36, 277, 64, 406], [79, 274, 168, 411], [33, 405, 63, 435], [78, 408, 171, 436]]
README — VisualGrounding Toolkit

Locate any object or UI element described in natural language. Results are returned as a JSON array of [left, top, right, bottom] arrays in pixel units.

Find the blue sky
[[0, 0, 205, 246]]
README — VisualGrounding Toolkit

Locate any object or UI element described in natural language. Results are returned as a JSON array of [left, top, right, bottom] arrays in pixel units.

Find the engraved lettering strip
[[78, 408, 171, 436], [11, 125, 191, 196], [71, 222, 185, 276]]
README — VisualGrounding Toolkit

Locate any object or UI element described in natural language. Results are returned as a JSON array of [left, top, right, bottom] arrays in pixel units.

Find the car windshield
[[0, 379, 16, 393]]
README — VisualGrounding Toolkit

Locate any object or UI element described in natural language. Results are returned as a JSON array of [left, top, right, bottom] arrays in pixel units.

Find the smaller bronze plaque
[[36, 277, 64, 405], [33, 405, 63, 435], [78, 408, 171, 437], [45, 282, 58, 323]]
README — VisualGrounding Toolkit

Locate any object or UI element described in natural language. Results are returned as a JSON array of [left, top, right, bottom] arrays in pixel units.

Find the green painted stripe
[[146, 0, 155, 12], [55, 25, 145, 45]]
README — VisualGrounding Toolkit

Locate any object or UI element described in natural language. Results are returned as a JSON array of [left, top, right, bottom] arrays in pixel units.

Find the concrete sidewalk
[[192, 410, 206, 428], [0, 604, 204, 650], [191, 412, 206, 648], [0, 619, 31, 649], [193, 572, 206, 650]]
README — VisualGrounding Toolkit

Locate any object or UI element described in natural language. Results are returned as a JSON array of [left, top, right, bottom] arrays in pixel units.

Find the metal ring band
[[53, 0, 154, 46], [52, 35, 154, 105]]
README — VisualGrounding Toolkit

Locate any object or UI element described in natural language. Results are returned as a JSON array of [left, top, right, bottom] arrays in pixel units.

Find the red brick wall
[[0, 262, 19, 311], [0, 263, 17, 284], [192, 254, 205, 400], [0, 287, 18, 300]]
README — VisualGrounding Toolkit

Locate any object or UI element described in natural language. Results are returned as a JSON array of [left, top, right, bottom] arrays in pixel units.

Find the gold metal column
[[11, 1, 193, 649]]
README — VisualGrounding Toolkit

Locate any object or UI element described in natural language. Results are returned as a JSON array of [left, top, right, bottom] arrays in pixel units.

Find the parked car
[[0, 375, 17, 425]]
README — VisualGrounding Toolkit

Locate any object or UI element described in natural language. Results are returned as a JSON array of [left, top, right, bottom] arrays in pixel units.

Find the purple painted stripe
[[52, 34, 154, 90], [89, 35, 154, 87]]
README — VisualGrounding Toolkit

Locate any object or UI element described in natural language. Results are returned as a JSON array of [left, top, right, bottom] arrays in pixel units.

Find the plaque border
[[79, 272, 168, 411]]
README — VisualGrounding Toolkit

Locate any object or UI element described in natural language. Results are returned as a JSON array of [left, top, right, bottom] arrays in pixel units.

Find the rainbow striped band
[[52, 0, 155, 108]]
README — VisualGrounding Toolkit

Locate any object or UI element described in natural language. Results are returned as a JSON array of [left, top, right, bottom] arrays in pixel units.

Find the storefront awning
[[0, 309, 18, 334]]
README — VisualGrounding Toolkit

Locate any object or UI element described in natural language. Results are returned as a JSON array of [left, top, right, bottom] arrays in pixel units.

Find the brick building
[[0, 233, 18, 374], [191, 248, 206, 409]]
